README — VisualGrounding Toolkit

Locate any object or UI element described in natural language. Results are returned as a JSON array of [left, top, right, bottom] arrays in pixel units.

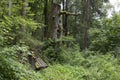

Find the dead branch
[[60, 11, 81, 16]]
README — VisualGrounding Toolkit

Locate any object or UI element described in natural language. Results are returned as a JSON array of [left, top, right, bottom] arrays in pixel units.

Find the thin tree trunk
[[23, 0, 28, 18], [44, 0, 48, 38], [84, 0, 91, 49], [22, 0, 28, 32], [64, 0, 68, 36], [62, 0, 65, 35], [8, 0, 12, 16], [62, 0, 68, 36]]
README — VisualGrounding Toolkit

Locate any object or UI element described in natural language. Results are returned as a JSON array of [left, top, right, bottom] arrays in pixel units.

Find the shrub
[[0, 45, 43, 80], [89, 14, 120, 53]]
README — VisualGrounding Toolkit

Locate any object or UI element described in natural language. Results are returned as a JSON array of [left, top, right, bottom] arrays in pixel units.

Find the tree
[[46, 3, 61, 40], [65, 0, 109, 49], [89, 14, 120, 55], [62, 0, 68, 36], [8, 0, 12, 16]]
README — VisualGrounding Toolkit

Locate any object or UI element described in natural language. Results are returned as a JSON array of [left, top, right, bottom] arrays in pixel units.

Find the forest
[[0, 0, 120, 80]]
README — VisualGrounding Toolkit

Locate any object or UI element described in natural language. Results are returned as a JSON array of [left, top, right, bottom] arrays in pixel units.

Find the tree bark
[[8, 0, 12, 16], [22, 0, 28, 32], [44, 0, 48, 38], [62, 0, 68, 36], [46, 3, 61, 40], [62, 0, 65, 35], [64, 0, 68, 36], [84, 0, 91, 49]]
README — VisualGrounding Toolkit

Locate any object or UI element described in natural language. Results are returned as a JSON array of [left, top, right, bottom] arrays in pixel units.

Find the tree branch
[[60, 11, 81, 16]]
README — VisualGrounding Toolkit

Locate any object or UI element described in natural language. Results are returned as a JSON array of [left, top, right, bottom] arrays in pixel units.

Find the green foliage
[[0, 56, 43, 80], [1, 36, 120, 80], [0, 15, 43, 47], [89, 14, 120, 54], [42, 42, 120, 79], [41, 64, 88, 80], [42, 37, 76, 63], [41, 51, 120, 80], [42, 39, 61, 63], [57, 36, 75, 42], [0, 0, 120, 80], [0, 45, 43, 80], [87, 54, 120, 80]]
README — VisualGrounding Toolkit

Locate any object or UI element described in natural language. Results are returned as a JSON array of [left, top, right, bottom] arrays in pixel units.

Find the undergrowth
[[0, 45, 120, 80]]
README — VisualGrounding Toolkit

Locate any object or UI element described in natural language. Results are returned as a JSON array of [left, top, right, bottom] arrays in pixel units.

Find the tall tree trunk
[[46, 3, 61, 40], [84, 0, 91, 49], [62, 0, 68, 36], [64, 0, 68, 36], [8, 0, 12, 16], [22, 0, 28, 32], [62, 0, 65, 35], [44, 0, 48, 38]]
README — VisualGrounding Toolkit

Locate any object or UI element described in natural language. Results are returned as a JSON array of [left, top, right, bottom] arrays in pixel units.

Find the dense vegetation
[[0, 0, 120, 80]]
